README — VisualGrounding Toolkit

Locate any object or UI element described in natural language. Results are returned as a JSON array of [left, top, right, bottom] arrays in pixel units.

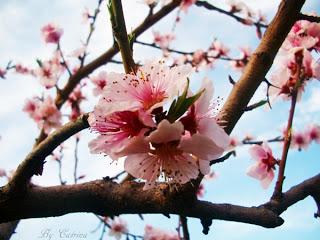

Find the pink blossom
[[180, 78, 230, 159], [283, 20, 320, 51], [144, 225, 179, 240], [68, 85, 86, 121], [69, 46, 86, 59], [230, 47, 251, 72], [0, 68, 6, 79], [308, 124, 320, 143], [228, 136, 240, 150], [82, 7, 90, 24], [269, 48, 319, 100], [89, 110, 151, 160], [36, 52, 65, 88], [209, 40, 230, 57], [15, 63, 30, 74], [247, 142, 278, 189], [121, 120, 227, 190], [91, 71, 108, 96], [108, 217, 128, 240], [291, 131, 310, 151], [0, 169, 6, 177], [180, 0, 196, 12], [153, 31, 175, 49], [41, 23, 63, 44], [98, 60, 192, 115], [197, 183, 205, 198], [23, 96, 62, 134]]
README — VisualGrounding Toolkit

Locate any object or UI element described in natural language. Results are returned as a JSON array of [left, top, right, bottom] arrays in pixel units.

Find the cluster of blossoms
[[270, 20, 320, 100], [36, 51, 65, 89], [23, 96, 62, 134], [89, 60, 230, 189], [172, 40, 230, 71], [153, 31, 175, 50], [290, 124, 320, 151], [226, 0, 267, 27]]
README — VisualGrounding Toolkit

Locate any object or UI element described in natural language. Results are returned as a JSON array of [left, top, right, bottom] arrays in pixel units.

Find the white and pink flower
[[108, 217, 128, 240], [23, 96, 62, 134], [89, 62, 229, 190], [291, 130, 310, 151], [98, 60, 192, 115], [41, 23, 63, 44], [153, 31, 175, 49], [91, 71, 108, 96], [247, 142, 278, 189]]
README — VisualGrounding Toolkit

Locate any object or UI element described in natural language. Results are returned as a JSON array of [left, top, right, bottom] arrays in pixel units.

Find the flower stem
[[109, 0, 136, 74], [272, 51, 303, 200]]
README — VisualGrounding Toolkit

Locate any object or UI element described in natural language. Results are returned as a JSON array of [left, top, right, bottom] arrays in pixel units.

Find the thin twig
[[180, 216, 190, 240], [57, 42, 72, 77], [74, 136, 80, 184], [195, 1, 268, 28]]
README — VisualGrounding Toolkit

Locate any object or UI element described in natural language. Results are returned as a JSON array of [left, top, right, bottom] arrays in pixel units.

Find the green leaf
[[36, 59, 43, 67], [167, 79, 205, 122]]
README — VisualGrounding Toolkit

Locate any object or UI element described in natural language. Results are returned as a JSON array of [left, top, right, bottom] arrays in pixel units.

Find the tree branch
[[109, 0, 136, 73], [220, 0, 306, 134], [195, 1, 268, 28], [298, 13, 320, 23], [1, 174, 319, 228]]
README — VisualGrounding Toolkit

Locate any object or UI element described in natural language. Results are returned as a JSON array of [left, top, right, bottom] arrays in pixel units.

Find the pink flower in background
[[121, 120, 227, 190], [209, 40, 230, 57], [247, 142, 278, 189], [291, 131, 310, 151], [144, 225, 179, 240], [108, 217, 128, 240], [283, 20, 320, 51], [91, 71, 108, 96], [98, 60, 192, 115], [153, 31, 175, 49], [230, 47, 252, 72], [23, 96, 62, 134], [41, 23, 63, 44], [269, 48, 319, 100], [180, 0, 196, 12], [197, 183, 205, 198], [180, 78, 230, 159], [15, 63, 30, 75], [36, 52, 65, 89], [82, 7, 91, 24], [89, 110, 151, 160], [0, 68, 6, 79], [308, 124, 320, 143], [0, 169, 7, 177]]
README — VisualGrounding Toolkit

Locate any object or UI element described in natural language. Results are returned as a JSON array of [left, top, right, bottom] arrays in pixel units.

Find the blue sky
[[0, 0, 320, 239]]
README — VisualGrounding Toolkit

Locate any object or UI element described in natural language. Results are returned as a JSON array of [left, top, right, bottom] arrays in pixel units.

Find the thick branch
[[220, 0, 306, 134], [1, 174, 319, 227], [0, 180, 280, 227]]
